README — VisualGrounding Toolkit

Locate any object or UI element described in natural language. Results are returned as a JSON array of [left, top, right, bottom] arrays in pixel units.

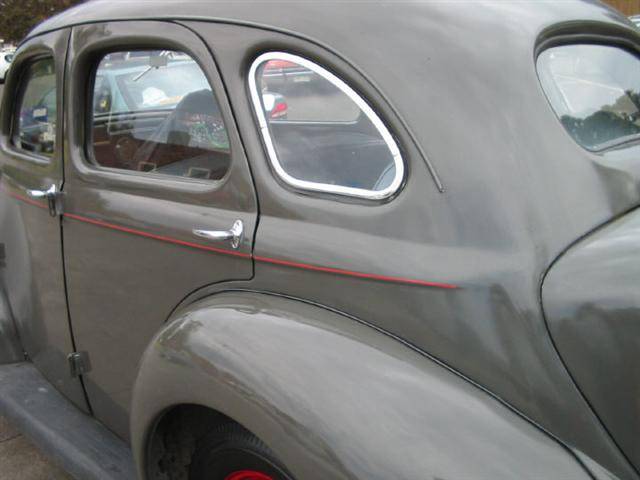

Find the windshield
[[538, 44, 640, 151]]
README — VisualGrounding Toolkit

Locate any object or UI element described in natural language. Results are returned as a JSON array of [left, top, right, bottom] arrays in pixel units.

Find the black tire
[[189, 423, 293, 480]]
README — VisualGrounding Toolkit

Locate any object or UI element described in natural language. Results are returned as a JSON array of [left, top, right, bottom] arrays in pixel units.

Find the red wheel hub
[[224, 471, 274, 480]]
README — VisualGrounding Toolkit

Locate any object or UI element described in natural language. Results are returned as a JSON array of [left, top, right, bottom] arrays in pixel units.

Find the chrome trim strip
[[248, 51, 404, 200]]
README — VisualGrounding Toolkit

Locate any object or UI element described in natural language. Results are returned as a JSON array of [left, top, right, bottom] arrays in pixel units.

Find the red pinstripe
[[63, 212, 251, 258], [5, 190, 459, 290], [254, 255, 458, 289], [7, 191, 48, 210]]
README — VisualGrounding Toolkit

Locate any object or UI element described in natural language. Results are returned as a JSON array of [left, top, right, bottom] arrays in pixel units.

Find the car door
[[0, 29, 89, 411], [62, 22, 258, 439]]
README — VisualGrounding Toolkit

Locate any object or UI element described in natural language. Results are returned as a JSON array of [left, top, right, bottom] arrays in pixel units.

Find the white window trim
[[248, 52, 404, 200]]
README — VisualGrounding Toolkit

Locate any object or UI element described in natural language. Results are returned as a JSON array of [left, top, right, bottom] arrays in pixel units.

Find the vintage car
[[0, 1, 639, 479]]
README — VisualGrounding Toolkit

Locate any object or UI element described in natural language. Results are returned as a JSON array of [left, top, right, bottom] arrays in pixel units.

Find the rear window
[[538, 44, 640, 151]]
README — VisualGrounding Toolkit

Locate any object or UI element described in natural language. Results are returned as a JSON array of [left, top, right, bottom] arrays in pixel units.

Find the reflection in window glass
[[251, 53, 403, 198], [15, 58, 56, 157], [538, 44, 640, 150], [91, 50, 230, 181]]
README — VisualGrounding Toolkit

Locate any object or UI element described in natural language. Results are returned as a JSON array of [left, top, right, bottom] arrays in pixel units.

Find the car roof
[[27, 0, 629, 44]]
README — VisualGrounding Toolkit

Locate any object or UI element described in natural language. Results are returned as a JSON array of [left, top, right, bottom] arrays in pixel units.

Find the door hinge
[[68, 351, 91, 377]]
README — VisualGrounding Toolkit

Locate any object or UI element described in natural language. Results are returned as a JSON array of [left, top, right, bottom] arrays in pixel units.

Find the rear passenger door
[[62, 22, 257, 438]]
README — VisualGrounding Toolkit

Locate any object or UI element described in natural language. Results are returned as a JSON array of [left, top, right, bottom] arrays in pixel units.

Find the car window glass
[[14, 58, 56, 158], [91, 50, 230, 181], [538, 44, 640, 150], [250, 53, 403, 199]]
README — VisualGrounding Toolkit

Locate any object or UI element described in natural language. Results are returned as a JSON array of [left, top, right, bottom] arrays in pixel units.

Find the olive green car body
[[0, 1, 639, 479]]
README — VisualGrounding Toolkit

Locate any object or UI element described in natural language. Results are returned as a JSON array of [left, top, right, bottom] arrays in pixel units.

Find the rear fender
[[131, 291, 590, 480]]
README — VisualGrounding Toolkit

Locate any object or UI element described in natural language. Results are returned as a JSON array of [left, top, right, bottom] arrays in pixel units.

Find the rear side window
[[538, 44, 640, 151], [90, 50, 231, 181], [249, 52, 403, 199], [14, 58, 56, 158]]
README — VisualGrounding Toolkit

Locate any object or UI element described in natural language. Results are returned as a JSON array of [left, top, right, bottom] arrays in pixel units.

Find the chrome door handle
[[26, 184, 60, 217], [27, 184, 57, 199], [193, 220, 244, 250]]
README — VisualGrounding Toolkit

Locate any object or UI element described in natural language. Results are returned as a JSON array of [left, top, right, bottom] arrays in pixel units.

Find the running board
[[0, 362, 136, 480]]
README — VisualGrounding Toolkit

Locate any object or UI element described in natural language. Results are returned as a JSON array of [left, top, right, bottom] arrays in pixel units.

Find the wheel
[[189, 423, 293, 480]]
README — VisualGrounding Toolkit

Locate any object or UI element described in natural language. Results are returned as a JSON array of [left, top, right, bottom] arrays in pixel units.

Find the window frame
[[248, 51, 405, 200], [11, 55, 57, 163]]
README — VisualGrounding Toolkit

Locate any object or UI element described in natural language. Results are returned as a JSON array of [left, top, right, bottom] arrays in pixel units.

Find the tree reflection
[[560, 89, 640, 149]]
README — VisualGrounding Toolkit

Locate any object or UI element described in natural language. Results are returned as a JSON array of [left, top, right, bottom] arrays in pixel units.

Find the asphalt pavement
[[0, 417, 72, 480], [0, 82, 73, 480]]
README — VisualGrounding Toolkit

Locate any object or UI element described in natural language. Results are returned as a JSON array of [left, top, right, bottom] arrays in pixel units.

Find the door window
[[249, 52, 404, 199], [90, 50, 231, 181], [14, 58, 56, 158]]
